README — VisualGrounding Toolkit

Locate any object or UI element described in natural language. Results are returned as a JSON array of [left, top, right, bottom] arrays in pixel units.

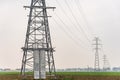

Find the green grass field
[[56, 72, 120, 76], [0, 72, 19, 75], [1, 72, 120, 76]]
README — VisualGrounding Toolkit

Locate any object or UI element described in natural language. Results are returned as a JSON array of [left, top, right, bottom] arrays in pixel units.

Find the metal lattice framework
[[93, 37, 101, 71], [21, 0, 56, 79], [103, 55, 110, 71]]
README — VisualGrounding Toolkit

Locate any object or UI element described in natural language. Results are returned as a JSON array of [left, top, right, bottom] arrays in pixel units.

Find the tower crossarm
[[21, 47, 54, 51], [24, 6, 56, 9]]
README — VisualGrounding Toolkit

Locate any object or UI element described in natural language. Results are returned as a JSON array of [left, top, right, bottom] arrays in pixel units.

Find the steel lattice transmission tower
[[103, 55, 110, 71], [93, 37, 101, 71], [20, 0, 56, 79]]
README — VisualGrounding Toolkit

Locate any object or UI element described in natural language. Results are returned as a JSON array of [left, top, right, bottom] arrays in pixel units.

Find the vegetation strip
[[0, 72, 19, 75], [56, 72, 120, 76], [1, 72, 120, 76]]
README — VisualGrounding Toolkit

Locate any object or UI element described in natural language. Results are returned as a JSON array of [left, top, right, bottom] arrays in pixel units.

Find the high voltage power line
[[46, 1, 91, 49], [54, 0, 91, 47], [55, 0, 85, 35], [53, 12, 88, 49], [64, 0, 91, 44], [46, 0, 94, 50], [54, 0, 92, 45], [74, 0, 94, 38]]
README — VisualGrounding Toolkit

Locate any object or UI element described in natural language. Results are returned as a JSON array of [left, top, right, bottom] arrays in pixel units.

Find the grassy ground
[[1, 72, 120, 76], [56, 72, 120, 76], [0, 72, 19, 75], [1, 72, 120, 80]]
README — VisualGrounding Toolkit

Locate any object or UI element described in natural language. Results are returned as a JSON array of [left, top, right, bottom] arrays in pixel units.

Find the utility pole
[[20, 0, 56, 79], [93, 37, 101, 71]]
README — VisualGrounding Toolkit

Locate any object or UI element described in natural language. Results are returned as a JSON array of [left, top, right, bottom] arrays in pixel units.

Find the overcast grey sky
[[0, 0, 120, 69]]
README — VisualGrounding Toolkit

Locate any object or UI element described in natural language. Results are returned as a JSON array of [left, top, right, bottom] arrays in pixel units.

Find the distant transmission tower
[[93, 37, 101, 71], [20, 0, 56, 79], [103, 54, 110, 71]]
